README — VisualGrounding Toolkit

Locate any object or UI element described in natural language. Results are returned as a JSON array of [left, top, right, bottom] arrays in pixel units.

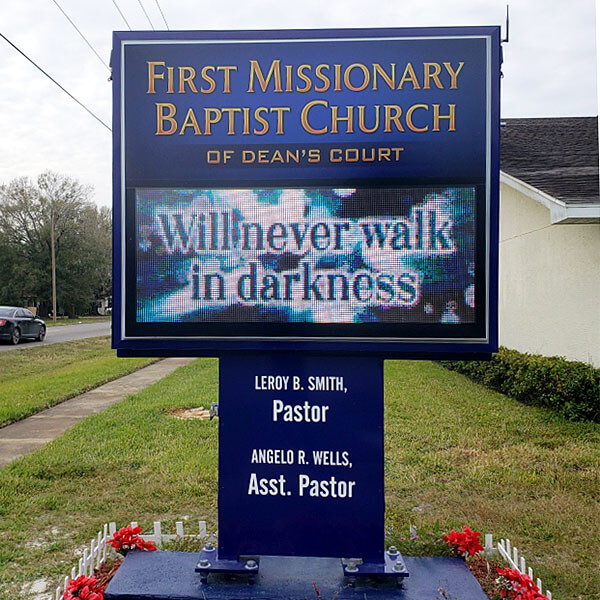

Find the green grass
[[384, 361, 600, 599], [0, 337, 155, 426], [45, 316, 111, 327], [0, 359, 598, 599]]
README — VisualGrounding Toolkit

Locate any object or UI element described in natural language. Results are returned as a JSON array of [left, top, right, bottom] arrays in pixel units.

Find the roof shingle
[[500, 117, 600, 206]]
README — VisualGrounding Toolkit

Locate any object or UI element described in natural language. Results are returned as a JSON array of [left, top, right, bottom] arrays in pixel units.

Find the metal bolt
[[387, 545, 399, 556], [245, 559, 258, 570], [345, 559, 359, 573], [393, 561, 404, 573], [210, 402, 219, 419], [203, 543, 215, 552], [198, 559, 211, 569]]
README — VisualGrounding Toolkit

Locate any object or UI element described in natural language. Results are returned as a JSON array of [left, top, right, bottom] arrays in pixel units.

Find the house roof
[[500, 117, 599, 207]]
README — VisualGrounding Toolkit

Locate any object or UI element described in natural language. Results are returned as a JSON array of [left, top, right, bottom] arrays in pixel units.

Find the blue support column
[[217, 353, 386, 563]]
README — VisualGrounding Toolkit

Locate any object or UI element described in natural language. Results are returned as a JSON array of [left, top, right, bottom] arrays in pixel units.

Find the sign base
[[105, 552, 488, 599]]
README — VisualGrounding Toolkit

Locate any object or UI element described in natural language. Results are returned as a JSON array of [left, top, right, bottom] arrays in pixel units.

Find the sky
[[0, 0, 597, 208]]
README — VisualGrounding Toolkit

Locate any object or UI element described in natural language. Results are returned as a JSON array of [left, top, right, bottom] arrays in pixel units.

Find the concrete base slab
[[104, 552, 489, 600]]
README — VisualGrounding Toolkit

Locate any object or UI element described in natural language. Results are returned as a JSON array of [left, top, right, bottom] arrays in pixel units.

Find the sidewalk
[[0, 358, 194, 467]]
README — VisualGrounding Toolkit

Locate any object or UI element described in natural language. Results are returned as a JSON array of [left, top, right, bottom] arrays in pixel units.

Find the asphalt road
[[0, 321, 111, 352]]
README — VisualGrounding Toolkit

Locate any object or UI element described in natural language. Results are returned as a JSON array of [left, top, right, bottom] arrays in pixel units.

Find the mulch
[[94, 558, 123, 590], [467, 557, 503, 599]]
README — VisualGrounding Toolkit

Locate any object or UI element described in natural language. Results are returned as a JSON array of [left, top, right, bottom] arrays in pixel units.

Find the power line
[[137, 0, 155, 30], [49, 0, 110, 71], [111, 0, 132, 30], [0, 31, 111, 133], [154, 0, 170, 30]]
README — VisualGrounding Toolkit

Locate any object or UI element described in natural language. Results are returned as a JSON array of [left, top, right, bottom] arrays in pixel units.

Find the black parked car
[[0, 306, 46, 345]]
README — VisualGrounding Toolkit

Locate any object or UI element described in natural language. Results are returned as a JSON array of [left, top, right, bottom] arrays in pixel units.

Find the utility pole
[[50, 203, 57, 324]]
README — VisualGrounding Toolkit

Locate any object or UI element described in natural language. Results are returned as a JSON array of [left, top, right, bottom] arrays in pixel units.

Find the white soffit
[[500, 171, 600, 224]]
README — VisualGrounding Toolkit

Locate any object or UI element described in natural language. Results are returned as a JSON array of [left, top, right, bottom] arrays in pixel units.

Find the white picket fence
[[52, 524, 552, 600], [493, 535, 553, 599], [53, 520, 208, 600]]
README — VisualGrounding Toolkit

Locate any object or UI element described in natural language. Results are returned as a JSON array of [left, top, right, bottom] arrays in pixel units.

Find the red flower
[[63, 575, 104, 600], [442, 525, 484, 557], [495, 567, 549, 600], [107, 525, 157, 554]]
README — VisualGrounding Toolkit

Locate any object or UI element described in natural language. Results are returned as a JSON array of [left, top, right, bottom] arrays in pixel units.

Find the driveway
[[0, 321, 111, 352]]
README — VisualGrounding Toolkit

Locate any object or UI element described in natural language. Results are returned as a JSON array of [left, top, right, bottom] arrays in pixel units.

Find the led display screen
[[135, 186, 476, 326]]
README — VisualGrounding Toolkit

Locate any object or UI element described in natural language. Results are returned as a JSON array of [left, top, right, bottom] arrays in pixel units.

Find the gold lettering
[[333, 64, 342, 91], [423, 62, 443, 89], [248, 59, 282, 92], [179, 66, 198, 94], [331, 105, 354, 134], [253, 107, 270, 135], [397, 63, 420, 90], [384, 105, 404, 132], [147, 61, 165, 94], [406, 104, 429, 132], [358, 105, 380, 133], [296, 64, 312, 92], [330, 148, 342, 162], [217, 66, 237, 93], [443, 62, 464, 89], [200, 66, 216, 94], [204, 108, 221, 135], [221, 107, 241, 135], [200, 65, 217, 94], [373, 63, 395, 91], [433, 104, 456, 131], [155, 102, 177, 135], [301, 100, 328, 134], [166, 66, 174, 93], [285, 65, 293, 92], [179, 108, 202, 135], [315, 64, 330, 92], [242, 107, 251, 135], [271, 107, 291, 134], [344, 63, 370, 92]]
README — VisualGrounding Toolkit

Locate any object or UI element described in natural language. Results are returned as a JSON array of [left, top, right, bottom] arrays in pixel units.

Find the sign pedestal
[[107, 552, 491, 600], [202, 353, 407, 584]]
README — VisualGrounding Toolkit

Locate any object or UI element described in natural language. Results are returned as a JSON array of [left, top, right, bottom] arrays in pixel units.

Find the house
[[499, 117, 600, 366]]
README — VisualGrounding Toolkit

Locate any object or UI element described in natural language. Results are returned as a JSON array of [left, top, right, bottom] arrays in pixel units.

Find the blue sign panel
[[218, 354, 383, 560], [112, 27, 500, 357]]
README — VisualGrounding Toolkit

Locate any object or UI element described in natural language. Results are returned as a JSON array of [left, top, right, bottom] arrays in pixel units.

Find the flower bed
[[53, 521, 553, 600]]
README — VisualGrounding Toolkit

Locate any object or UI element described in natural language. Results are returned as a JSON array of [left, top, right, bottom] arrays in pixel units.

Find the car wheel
[[11, 328, 21, 345], [37, 325, 46, 342]]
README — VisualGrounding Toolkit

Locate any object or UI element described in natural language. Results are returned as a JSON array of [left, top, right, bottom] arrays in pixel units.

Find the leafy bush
[[441, 348, 600, 422]]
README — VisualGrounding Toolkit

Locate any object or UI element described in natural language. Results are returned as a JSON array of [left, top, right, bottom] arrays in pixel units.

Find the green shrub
[[441, 348, 600, 422]]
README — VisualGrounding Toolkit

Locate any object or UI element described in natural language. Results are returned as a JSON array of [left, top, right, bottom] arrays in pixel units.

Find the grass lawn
[[0, 359, 598, 599], [0, 337, 155, 426], [45, 316, 112, 327]]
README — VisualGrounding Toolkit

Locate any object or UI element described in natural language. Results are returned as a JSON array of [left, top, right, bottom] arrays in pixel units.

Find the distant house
[[499, 117, 600, 366]]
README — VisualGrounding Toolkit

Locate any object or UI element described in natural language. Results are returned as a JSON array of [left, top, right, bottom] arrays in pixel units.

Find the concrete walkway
[[0, 358, 194, 468]]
